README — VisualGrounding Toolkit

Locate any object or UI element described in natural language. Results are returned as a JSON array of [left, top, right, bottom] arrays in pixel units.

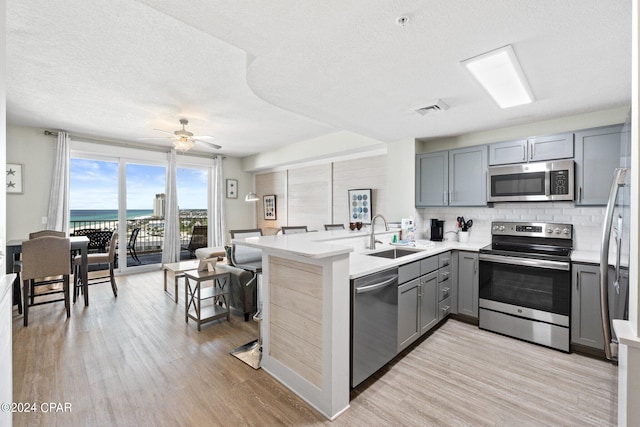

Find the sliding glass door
[[70, 147, 213, 273], [124, 162, 166, 268]]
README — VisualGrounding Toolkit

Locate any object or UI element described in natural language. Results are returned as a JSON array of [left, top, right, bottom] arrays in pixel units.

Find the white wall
[[242, 130, 386, 172], [5, 125, 255, 241], [1, 1, 12, 425], [386, 137, 416, 221], [417, 107, 630, 153], [6, 125, 54, 240], [222, 156, 255, 234]]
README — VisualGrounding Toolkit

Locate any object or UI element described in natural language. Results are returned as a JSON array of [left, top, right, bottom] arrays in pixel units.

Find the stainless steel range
[[478, 221, 573, 352]]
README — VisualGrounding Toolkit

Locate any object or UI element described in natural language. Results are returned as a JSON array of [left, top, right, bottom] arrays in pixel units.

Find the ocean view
[[70, 209, 153, 222]]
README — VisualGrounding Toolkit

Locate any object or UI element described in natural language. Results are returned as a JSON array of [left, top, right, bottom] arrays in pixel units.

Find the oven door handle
[[478, 253, 570, 271]]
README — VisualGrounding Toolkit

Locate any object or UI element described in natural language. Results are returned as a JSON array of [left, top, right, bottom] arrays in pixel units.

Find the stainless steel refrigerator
[[599, 112, 632, 361]]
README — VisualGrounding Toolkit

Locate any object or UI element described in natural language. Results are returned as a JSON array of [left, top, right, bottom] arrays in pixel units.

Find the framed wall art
[[263, 194, 277, 220], [348, 188, 372, 224], [6, 163, 23, 194], [226, 179, 238, 199]]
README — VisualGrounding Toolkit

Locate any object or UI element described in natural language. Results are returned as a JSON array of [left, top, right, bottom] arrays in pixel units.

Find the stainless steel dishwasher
[[351, 267, 398, 388]]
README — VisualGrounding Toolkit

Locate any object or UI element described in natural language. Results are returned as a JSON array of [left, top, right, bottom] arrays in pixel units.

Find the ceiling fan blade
[[138, 136, 172, 140], [192, 135, 215, 139], [153, 128, 175, 136], [194, 139, 222, 149]]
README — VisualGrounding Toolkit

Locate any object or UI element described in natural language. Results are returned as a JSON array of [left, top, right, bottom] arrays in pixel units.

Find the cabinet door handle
[[443, 191, 447, 205], [579, 187, 582, 202], [576, 271, 580, 291], [529, 142, 534, 160], [522, 145, 526, 161]]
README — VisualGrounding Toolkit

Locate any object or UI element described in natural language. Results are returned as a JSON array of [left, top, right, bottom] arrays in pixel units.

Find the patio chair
[[127, 228, 141, 263], [182, 225, 208, 258], [73, 231, 118, 303]]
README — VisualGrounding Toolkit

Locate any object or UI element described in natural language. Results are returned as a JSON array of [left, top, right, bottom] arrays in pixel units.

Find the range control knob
[[562, 228, 570, 235], [554, 228, 561, 234], [499, 225, 505, 231], [547, 228, 554, 234], [493, 225, 500, 231]]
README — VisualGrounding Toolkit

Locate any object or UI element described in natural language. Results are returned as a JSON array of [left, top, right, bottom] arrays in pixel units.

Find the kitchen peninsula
[[233, 229, 484, 419]]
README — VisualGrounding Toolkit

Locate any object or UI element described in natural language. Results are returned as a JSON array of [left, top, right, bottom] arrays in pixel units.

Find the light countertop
[[349, 241, 486, 279], [233, 229, 615, 278]]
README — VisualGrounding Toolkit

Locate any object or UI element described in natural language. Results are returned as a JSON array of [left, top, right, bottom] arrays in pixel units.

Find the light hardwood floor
[[12, 270, 617, 426]]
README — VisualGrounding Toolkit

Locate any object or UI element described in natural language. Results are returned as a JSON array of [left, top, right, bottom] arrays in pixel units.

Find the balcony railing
[[70, 215, 208, 265]]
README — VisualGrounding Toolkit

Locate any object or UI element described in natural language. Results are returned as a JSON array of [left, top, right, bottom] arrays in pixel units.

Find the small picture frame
[[226, 179, 238, 199], [348, 188, 372, 224], [6, 163, 23, 194], [263, 194, 277, 220]]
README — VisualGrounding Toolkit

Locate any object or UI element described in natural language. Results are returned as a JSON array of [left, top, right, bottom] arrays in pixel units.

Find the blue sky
[[70, 158, 207, 210]]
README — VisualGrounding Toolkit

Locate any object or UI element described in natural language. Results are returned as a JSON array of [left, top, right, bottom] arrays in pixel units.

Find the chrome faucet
[[369, 214, 389, 249]]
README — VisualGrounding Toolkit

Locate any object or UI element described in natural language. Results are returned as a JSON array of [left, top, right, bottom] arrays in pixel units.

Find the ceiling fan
[[146, 118, 221, 151]]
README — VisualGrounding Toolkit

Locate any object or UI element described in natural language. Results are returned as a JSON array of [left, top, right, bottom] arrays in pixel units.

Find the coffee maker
[[430, 219, 444, 242]]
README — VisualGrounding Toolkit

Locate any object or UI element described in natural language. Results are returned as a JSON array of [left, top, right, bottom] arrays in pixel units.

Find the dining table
[[6, 235, 90, 308]]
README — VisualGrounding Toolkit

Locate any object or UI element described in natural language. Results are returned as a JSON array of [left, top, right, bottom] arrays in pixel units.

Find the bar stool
[[228, 229, 263, 369]]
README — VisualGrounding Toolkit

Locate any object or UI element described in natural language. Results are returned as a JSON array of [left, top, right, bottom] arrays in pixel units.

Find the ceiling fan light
[[173, 137, 195, 151]]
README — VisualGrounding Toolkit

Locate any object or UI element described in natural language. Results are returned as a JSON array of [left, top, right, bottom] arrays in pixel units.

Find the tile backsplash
[[415, 202, 606, 252]]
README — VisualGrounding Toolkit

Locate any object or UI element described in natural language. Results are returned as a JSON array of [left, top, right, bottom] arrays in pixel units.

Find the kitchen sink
[[366, 248, 417, 259]]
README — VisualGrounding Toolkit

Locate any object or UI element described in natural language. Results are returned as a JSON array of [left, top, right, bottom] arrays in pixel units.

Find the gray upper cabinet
[[416, 151, 448, 207], [416, 146, 487, 207], [489, 133, 574, 165], [528, 133, 574, 162], [488, 139, 528, 165], [574, 124, 623, 205], [449, 146, 488, 206]]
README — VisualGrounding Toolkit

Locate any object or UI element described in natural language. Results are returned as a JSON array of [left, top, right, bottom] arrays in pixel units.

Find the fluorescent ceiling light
[[462, 45, 534, 108]]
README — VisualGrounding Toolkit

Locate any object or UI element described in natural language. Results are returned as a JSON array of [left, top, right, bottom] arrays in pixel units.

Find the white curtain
[[162, 150, 181, 263], [46, 131, 70, 233], [209, 155, 226, 246]]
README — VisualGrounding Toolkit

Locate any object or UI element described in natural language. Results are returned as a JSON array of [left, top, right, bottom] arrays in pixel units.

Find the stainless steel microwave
[[487, 159, 574, 202]]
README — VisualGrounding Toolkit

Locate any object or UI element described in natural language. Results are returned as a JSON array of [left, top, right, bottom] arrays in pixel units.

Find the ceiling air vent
[[415, 99, 449, 115]]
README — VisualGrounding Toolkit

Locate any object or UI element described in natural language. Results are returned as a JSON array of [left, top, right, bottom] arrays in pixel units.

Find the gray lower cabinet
[[575, 124, 624, 205], [398, 253, 453, 353], [420, 271, 439, 335], [457, 251, 478, 318], [398, 277, 421, 351], [571, 263, 605, 350]]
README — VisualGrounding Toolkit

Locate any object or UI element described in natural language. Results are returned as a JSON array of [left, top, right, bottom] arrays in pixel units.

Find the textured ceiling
[[6, 0, 632, 157]]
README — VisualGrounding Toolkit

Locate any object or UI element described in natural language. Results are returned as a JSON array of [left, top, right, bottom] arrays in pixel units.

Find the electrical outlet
[[42, 216, 48, 224]]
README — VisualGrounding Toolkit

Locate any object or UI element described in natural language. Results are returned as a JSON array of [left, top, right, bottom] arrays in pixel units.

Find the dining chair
[[324, 224, 345, 231], [14, 230, 67, 311], [73, 231, 118, 303], [21, 236, 71, 326], [281, 226, 308, 234], [29, 230, 65, 239]]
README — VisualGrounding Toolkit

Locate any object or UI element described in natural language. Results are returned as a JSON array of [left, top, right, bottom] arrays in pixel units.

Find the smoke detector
[[415, 99, 449, 115]]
